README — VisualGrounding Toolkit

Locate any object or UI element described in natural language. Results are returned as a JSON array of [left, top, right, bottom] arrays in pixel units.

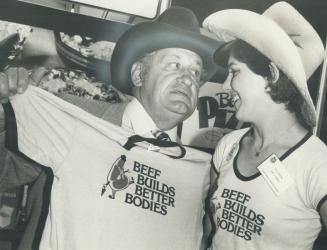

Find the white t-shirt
[[210, 128, 327, 250], [9, 86, 211, 250]]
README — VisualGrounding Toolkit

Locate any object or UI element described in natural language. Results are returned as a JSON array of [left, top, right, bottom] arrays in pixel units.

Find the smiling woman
[[227, 40, 306, 127], [203, 2, 327, 250]]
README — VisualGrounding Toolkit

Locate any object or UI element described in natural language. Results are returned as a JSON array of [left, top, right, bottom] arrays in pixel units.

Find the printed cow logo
[[101, 155, 134, 199], [101, 157, 176, 215]]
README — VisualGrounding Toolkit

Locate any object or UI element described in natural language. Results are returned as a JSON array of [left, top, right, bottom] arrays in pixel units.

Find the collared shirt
[[122, 98, 178, 142]]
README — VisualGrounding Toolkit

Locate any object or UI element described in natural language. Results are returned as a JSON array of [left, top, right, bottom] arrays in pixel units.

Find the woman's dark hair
[[230, 40, 308, 128]]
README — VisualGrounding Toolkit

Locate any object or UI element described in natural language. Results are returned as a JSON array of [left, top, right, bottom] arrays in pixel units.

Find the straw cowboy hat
[[203, 1, 325, 127], [111, 6, 227, 95]]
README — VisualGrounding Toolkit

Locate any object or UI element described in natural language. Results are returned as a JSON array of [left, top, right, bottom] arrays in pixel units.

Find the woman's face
[[223, 54, 271, 122]]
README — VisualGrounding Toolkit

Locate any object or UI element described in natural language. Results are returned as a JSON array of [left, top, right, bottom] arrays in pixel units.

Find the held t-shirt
[[9, 86, 211, 250]]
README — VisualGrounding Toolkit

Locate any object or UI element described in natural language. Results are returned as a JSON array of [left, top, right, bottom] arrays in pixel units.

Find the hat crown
[[157, 6, 200, 33], [263, 1, 324, 80]]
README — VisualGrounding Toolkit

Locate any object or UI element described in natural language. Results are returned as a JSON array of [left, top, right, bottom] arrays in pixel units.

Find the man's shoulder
[[59, 93, 130, 126]]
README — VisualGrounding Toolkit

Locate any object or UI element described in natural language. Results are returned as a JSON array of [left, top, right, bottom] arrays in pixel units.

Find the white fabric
[[10, 86, 211, 250], [210, 128, 327, 250], [122, 97, 178, 141], [263, 1, 325, 80]]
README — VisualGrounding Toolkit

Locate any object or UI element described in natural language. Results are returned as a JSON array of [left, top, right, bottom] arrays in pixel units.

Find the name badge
[[257, 154, 294, 196]]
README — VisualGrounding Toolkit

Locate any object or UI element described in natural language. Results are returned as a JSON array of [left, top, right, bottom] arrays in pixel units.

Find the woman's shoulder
[[303, 134, 327, 158]]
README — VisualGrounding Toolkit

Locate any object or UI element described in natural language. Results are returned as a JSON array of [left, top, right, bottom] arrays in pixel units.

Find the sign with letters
[[181, 81, 248, 149]]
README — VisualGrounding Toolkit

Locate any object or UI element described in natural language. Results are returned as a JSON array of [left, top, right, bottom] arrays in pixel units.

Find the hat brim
[[111, 22, 227, 95]]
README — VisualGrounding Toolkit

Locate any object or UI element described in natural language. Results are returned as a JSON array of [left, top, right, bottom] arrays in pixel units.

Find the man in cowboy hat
[[0, 6, 226, 250], [110, 6, 226, 141]]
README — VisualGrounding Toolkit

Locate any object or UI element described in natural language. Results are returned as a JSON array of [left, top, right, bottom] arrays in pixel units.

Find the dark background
[[0, 0, 326, 41]]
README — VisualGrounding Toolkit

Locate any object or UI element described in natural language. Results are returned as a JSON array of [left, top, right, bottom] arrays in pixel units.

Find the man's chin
[[166, 102, 194, 117]]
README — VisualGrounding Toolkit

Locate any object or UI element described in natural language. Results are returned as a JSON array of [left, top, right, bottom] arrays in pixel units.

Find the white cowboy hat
[[203, 1, 325, 127]]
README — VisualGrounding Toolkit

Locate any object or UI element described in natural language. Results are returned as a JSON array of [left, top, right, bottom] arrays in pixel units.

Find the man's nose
[[176, 73, 193, 87]]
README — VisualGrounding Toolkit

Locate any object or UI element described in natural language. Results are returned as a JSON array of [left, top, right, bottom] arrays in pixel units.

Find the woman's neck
[[250, 110, 307, 152]]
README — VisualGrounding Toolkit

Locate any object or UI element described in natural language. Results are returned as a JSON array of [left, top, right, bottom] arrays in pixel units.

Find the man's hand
[[0, 67, 48, 103]]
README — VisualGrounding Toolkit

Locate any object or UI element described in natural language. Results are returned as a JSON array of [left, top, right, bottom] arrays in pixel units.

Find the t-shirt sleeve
[[212, 135, 228, 173], [9, 86, 77, 172], [306, 160, 327, 211]]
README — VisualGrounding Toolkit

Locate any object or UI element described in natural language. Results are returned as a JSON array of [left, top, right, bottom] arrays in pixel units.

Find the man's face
[[135, 48, 204, 130]]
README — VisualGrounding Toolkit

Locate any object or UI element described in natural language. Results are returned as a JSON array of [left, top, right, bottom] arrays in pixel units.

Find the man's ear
[[131, 62, 143, 87], [268, 62, 280, 84]]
